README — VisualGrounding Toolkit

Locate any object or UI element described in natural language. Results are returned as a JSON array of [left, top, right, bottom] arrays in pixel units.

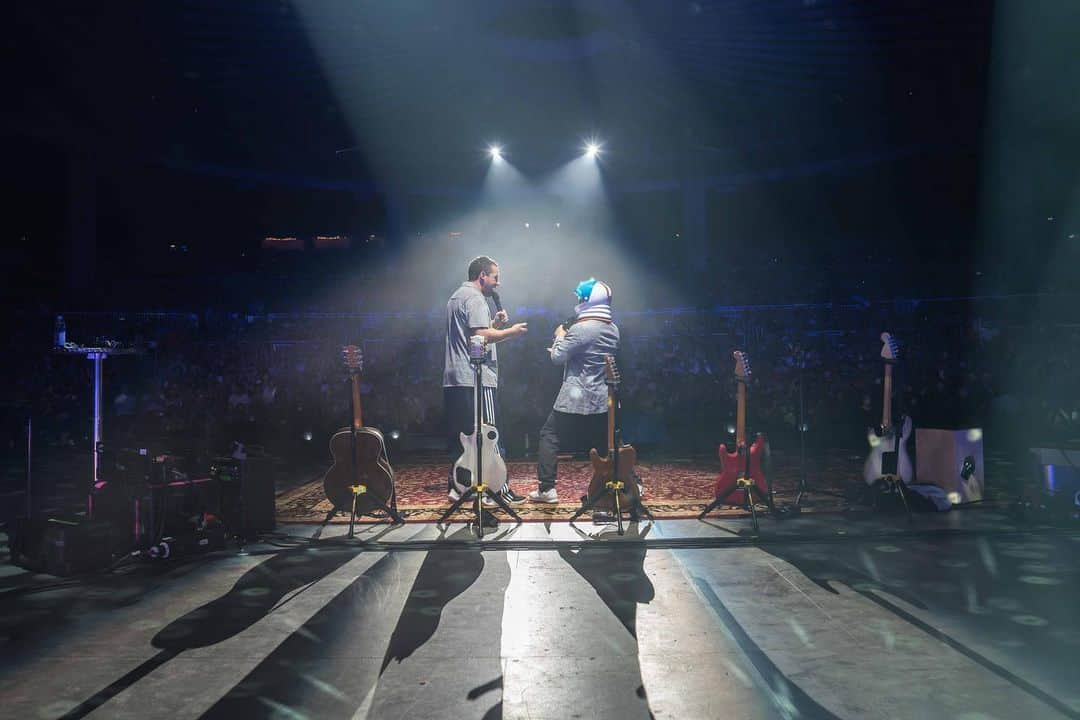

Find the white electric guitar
[[451, 384, 508, 497], [863, 332, 914, 486]]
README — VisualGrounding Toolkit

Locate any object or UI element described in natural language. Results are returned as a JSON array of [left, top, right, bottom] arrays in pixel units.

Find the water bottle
[[54, 315, 66, 348]]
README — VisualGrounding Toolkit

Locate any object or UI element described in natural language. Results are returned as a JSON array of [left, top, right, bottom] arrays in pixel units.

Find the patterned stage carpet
[[276, 450, 875, 523]]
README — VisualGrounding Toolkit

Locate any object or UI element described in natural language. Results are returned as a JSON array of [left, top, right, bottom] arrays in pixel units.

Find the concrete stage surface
[[1, 508, 1078, 720]]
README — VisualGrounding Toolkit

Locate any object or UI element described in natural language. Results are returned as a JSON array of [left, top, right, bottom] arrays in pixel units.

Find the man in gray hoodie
[[530, 278, 619, 503]]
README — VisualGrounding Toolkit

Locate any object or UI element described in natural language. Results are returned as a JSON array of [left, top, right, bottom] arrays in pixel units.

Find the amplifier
[[144, 475, 220, 542], [211, 456, 276, 538], [9, 516, 115, 576], [915, 428, 985, 504], [90, 470, 217, 552], [102, 448, 187, 488]]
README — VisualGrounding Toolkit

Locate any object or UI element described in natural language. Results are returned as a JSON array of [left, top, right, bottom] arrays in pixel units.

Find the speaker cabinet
[[915, 428, 984, 503], [9, 516, 115, 576], [212, 456, 276, 538]]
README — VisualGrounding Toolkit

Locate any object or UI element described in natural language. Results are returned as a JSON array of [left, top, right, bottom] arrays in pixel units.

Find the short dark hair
[[468, 255, 497, 281]]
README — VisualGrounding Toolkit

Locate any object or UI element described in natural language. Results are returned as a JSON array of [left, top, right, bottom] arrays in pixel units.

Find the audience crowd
[[5, 297, 1078, 477]]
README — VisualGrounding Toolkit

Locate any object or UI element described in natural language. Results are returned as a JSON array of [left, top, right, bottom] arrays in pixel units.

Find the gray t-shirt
[[444, 282, 498, 388]]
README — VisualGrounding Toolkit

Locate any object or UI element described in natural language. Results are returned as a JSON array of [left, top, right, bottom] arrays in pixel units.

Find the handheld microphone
[[491, 290, 510, 330]]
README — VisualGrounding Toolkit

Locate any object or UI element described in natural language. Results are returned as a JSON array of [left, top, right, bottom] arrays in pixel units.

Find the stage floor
[[2, 509, 1078, 720]]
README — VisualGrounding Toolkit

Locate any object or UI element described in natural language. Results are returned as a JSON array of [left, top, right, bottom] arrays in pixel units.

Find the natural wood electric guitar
[[711, 350, 769, 506], [862, 332, 913, 486], [586, 355, 640, 512], [322, 345, 396, 514]]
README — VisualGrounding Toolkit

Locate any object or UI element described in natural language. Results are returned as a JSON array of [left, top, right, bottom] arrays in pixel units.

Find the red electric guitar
[[708, 351, 770, 509]]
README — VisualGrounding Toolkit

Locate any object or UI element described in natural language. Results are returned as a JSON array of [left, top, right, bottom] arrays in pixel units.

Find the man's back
[[551, 319, 620, 415]]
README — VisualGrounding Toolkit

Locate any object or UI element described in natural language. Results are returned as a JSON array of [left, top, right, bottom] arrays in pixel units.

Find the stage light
[[488, 144, 503, 161], [584, 141, 601, 159], [302, 431, 313, 441], [390, 430, 400, 440]]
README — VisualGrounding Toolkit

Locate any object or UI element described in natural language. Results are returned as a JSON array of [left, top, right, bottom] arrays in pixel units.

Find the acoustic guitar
[[585, 355, 640, 512], [862, 332, 913, 486], [711, 350, 769, 506], [322, 345, 396, 513]]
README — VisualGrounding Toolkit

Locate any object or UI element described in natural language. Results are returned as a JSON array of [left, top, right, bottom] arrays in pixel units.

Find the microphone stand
[[784, 344, 844, 516], [793, 350, 808, 511], [438, 337, 521, 536]]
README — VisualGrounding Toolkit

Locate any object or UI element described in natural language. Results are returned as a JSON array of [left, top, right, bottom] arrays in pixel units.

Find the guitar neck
[[350, 374, 364, 430], [735, 381, 747, 446], [607, 388, 616, 451], [881, 363, 893, 429]]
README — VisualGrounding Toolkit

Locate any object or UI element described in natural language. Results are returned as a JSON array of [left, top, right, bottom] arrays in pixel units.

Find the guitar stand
[[438, 480, 521, 539], [346, 483, 405, 539], [874, 474, 913, 522], [569, 476, 654, 537], [872, 412, 912, 523], [698, 479, 775, 535]]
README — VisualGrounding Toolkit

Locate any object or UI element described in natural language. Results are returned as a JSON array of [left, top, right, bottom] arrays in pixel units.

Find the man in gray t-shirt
[[443, 255, 528, 499], [444, 283, 499, 389]]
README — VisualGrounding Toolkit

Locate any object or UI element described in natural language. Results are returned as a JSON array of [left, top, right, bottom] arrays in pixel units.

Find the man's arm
[[474, 323, 527, 343], [549, 323, 589, 365], [465, 295, 526, 343]]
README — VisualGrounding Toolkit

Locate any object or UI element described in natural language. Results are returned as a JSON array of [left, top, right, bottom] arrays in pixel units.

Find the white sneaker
[[528, 488, 559, 504], [448, 487, 461, 503], [482, 495, 496, 507]]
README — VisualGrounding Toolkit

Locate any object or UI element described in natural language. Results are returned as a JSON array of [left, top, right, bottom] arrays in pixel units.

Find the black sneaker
[[501, 486, 526, 504]]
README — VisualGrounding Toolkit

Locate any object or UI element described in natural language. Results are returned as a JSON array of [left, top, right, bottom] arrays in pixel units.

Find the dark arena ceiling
[[12, 0, 993, 188]]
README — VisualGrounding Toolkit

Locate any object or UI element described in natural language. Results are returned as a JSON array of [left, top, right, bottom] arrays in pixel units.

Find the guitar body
[[587, 444, 639, 512], [452, 423, 507, 495], [863, 414, 913, 486], [712, 434, 769, 506], [323, 426, 395, 512]]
